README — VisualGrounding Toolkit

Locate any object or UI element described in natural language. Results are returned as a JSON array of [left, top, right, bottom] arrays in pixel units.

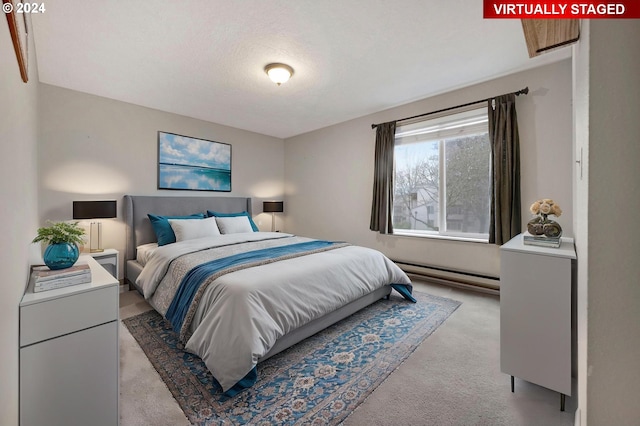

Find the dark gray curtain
[[370, 121, 396, 234], [488, 94, 521, 245]]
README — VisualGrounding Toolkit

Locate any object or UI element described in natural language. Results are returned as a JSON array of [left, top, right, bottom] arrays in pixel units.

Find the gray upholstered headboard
[[123, 195, 252, 262]]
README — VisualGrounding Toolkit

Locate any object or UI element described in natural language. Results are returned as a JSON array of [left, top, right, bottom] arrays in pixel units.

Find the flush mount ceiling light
[[265, 63, 294, 86]]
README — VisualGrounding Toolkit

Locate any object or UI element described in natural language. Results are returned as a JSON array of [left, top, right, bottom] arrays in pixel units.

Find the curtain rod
[[371, 86, 529, 129]]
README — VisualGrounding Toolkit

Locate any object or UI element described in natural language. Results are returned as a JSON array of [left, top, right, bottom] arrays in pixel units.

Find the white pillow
[[168, 216, 221, 242], [215, 216, 254, 234]]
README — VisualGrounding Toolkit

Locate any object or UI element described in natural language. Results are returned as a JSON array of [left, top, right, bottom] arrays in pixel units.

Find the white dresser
[[20, 255, 119, 426], [500, 234, 576, 411]]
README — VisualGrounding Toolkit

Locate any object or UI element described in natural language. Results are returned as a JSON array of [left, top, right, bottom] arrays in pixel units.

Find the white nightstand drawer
[[20, 321, 119, 426], [20, 285, 118, 347]]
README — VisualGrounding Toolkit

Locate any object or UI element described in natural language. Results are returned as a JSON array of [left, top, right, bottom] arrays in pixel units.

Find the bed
[[123, 194, 414, 395]]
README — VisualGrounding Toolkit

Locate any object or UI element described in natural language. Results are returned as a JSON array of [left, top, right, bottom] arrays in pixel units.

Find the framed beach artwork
[[157, 131, 231, 192]]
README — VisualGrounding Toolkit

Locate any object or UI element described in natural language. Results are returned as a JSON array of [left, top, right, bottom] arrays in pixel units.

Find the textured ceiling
[[31, 1, 570, 139]]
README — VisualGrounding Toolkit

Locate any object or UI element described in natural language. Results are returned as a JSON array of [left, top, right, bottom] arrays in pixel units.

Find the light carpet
[[122, 291, 460, 425]]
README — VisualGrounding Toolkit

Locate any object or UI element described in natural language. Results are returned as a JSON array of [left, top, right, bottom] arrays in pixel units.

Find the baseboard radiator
[[393, 260, 500, 296]]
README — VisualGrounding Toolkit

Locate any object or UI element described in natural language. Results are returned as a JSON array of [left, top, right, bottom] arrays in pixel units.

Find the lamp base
[[89, 222, 103, 253]]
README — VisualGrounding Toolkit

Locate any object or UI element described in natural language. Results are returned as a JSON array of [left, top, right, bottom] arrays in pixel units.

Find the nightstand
[[89, 248, 119, 279], [500, 234, 576, 411], [20, 255, 119, 425]]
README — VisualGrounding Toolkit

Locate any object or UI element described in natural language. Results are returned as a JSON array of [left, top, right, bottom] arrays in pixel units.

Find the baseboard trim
[[394, 260, 500, 296], [407, 273, 500, 296]]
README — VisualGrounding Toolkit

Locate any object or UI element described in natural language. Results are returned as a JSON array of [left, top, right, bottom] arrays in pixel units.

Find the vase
[[43, 242, 80, 270], [527, 217, 562, 238], [543, 221, 562, 238], [527, 217, 545, 236]]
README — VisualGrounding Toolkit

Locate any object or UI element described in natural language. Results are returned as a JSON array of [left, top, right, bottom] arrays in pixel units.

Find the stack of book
[[31, 262, 92, 292], [523, 231, 561, 248]]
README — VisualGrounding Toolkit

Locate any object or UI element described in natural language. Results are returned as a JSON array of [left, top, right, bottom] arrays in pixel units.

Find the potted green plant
[[32, 221, 85, 270]]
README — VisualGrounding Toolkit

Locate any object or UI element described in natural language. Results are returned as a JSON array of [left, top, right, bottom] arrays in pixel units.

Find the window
[[393, 107, 491, 241]]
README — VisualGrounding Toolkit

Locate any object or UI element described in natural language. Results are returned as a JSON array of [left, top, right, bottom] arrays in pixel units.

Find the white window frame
[[392, 106, 491, 242]]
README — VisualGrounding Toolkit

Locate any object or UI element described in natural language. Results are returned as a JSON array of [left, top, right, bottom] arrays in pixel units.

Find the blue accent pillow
[[148, 213, 206, 246], [206, 211, 258, 232]]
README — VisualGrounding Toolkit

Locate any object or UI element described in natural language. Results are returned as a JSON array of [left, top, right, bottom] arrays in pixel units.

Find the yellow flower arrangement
[[527, 198, 563, 238], [529, 198, 562, 220]]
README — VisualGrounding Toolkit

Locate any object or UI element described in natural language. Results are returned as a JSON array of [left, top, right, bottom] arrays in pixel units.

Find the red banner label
[[484, 1, 640, 18]]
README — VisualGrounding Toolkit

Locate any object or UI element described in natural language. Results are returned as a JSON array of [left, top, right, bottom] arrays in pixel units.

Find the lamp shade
[[263, 201, 284, 213], [73, 200, 117, 219]]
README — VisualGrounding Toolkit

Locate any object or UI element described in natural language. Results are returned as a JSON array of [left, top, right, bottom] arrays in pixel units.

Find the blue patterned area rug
[[123, 291, 461, 425]]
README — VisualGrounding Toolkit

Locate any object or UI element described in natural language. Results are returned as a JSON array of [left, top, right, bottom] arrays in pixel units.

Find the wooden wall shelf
[[521, 19, 580, 58]]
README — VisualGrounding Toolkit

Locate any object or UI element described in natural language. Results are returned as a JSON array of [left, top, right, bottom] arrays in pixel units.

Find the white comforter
[[136, 232, 411, 392]]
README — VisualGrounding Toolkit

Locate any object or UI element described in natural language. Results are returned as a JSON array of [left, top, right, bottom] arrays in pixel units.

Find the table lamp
[[263, 201, 284, 232], [73, 200, 117, 252]]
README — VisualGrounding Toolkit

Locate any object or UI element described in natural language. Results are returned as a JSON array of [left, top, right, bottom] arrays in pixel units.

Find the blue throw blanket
[[166, 240, 344, 334]]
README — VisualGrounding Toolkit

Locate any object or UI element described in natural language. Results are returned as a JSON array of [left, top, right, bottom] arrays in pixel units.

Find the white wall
[[38, 84, 285, 279], [0, 16, 40, 426], [586, 20, 640, 424], [284, 60, 573, 278], [572, 19, 590, 424]]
